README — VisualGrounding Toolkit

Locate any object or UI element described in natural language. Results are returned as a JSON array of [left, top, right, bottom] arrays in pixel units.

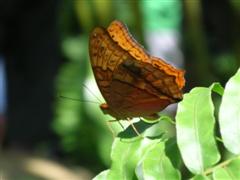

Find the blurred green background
[[0, 0, 240, 179]]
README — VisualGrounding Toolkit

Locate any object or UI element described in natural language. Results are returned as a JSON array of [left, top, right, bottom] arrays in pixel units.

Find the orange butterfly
[[89, 20, 185, 121]]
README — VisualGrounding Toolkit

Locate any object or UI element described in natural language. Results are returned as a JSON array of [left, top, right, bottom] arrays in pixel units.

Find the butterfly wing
[[121, 57, 184, 100], [108, 62, 175, 119], [107, 20, 185, 103], [89, 21, 185, 120], [89, 27, 128, 106]]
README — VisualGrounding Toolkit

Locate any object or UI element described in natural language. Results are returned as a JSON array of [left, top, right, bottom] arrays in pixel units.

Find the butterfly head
[[100, 103, 109, 114], [100, 103, 121, 120]]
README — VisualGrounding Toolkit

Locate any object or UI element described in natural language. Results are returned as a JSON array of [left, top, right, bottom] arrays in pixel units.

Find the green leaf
[[136, 141, 181, 180], [107, 137, 159, 179], [213, 158, 240, 179], [219, 68, 240, 154], [191, 174, 210, 180], [176, 85, 220, 174], [117, 120, 156, 138], [210, 82, 224, 96], [93, 170, 110, 180], [165, 138, 182, 169], [93, 118, 178, 180]]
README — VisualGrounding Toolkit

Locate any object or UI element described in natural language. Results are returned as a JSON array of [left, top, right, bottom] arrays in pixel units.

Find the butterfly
[[89, 20, 185, 121]]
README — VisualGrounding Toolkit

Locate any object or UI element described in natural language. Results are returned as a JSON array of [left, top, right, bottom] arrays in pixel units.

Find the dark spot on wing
[[122, 61, 141, 76]]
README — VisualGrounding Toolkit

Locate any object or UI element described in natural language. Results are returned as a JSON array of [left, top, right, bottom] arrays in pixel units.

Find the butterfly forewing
[[89, 20, 185, 120]]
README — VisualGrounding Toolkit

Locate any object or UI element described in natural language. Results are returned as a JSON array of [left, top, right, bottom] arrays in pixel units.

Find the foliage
[[52, 0, 240, 175], [93, 68, 240, 180]]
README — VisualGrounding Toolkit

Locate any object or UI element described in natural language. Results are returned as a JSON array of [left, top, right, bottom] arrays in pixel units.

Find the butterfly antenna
[[82, 83, 102, 104], [58, 95, 99, 104]]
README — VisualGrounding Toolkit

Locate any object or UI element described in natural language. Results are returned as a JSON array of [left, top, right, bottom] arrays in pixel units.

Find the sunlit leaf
[[136, 141, 181, 180], [93, 170, 109, 180], [106, 137, 159, 179], [219, 68, 240, 154], [213, 157, 240, 179], [191, 174, 210, 180], [176, 83, 220, 174], [93, 116, 178, 179]]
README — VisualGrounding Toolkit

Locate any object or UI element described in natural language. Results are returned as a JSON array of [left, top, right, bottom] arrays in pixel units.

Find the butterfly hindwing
[[89, 20, 185, 120]]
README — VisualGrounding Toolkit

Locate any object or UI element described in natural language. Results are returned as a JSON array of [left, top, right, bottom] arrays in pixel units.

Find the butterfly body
[[89, 20, 185, 120]]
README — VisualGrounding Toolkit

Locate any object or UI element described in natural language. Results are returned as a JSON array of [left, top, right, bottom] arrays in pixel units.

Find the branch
[[204, 156, 240, 176]]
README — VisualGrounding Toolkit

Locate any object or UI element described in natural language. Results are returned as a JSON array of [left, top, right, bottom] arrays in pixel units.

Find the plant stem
[[204, 156, 240, 175]]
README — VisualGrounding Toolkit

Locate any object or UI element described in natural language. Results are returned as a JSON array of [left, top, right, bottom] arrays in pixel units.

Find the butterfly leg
[[108, 119, 125, 130], [117, 120, 124, 130], [107, 119, 126, 138], [126, 118, 143, 137]]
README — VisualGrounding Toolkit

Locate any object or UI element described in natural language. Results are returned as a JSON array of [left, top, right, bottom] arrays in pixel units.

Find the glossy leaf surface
[[219, 68, 240, 154], [176, 84, 221, 174]]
